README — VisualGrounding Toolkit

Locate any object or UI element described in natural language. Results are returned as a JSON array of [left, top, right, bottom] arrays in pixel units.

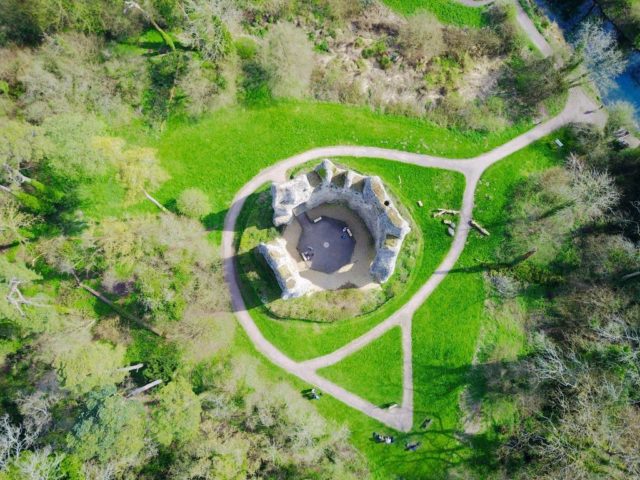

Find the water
[[533, 0, 640, 118]]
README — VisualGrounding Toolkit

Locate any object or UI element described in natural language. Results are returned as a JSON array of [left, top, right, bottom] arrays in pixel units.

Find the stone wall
[[258, 239, 313, 299], [269, 159, 410, 285]]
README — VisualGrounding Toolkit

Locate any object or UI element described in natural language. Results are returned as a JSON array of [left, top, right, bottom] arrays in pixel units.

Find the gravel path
[[221, 88, 603, 431]]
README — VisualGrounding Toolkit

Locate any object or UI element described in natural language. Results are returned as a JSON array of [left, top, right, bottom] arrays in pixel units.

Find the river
[[533, 0, 640, 118]]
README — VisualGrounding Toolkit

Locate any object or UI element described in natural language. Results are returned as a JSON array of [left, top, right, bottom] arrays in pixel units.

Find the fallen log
[[75, 277, 162, 337], [621, 271, 640, 281], [127, 379, 162, 398], [433, 208, 459, 218], [143, 189, 169, 213], [119, 363, 144, 372], [469, 220, 490, 236]]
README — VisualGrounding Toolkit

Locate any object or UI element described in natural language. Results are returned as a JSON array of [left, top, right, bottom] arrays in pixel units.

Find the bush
[[606, 101, 638, 136], [325, 0, 368, 21], [235, 36, 258, 60], [259, 22, 314, 99], [178, 57, 235, 117], [487, 1, 523, 54], [398, 10, 445, 66], [176, 187, 210, 218], [182, 0, 233, 62], [126, 331, 181, 383], [0, 0, 142, 45]]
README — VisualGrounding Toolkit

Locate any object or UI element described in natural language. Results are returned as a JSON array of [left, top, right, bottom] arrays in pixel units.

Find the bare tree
[[6, 278, 49, 316], [398, 11, 444, 66], [260, 23, 314, 99], [18, 391, 59, 435], [14, 446, 65, 480], [0, 414, 39, 469], [566, 153, 620, 222], [181, 0, 234, 62], [574, 20, 627, 93]]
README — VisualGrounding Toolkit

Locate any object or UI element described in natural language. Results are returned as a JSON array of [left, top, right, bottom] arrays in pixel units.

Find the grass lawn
[[238, 157, 464, 360], [318, 326, 404, 407], [239, 134, 568, 479], [382, 0, 488, 27], [86, 100, 540, 221], [76, 93, 572, 477]]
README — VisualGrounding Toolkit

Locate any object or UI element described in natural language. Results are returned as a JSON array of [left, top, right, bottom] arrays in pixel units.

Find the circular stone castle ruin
[[259, 159, 411, 299]]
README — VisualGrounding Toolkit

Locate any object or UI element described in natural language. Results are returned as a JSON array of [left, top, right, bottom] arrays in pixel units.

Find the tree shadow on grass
[[384, 360, 521, 477], [203, 208, 228, 231], [233, 250, 281, 311], [206, 187, 272, 234]]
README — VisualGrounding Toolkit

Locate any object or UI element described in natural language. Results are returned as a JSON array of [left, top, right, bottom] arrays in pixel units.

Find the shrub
[[606, 101, 638, 136], [182, 0, 233, 62], [240, 61, 271, 104], [144, 50, 189, 122], [235, 36, 258, 60], [178, 56, 235, 117], [259, 22, 314, 98], [176, 187, 210, 218], [126, 331, 181, 383], [325, 0, 368, 21], [398, 10, 445, 65]]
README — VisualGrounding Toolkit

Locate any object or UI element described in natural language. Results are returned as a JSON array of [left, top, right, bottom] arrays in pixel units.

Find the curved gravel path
[[221, 88, 603, 431]]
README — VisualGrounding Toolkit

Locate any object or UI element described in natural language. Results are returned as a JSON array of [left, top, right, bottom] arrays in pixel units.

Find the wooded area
[[0, 0, 638, 478]]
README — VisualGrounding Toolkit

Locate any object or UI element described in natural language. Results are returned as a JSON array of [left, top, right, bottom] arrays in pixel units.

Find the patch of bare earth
[[458, 56, 503, 101], [311, 3, 429, 115]]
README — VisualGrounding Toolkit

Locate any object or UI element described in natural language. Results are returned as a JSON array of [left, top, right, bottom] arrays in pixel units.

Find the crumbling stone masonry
[[259, 160, 411, 299]]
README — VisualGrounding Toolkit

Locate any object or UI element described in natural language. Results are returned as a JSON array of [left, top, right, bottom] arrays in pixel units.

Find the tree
[[41, 113, 106, 182], [164, 308, 234, 363], [39, 329, 127, 395], [606, 100, 638, 135], [260, 23, 314, 99], [513, 56, 569, 108], [10, 447, 65, 480], [0, 257, 56, 335], [67, 387, 147, 469], [0, 415, 38, 470], [91, 137, 168, 206], [176, 188, 210, 218], [398, 11, 444, 66], [152, 377, 201, 446], [182, 0, 233, 62], [574, 19, 628, 93], [0, 196, 35, 246], [566, 153, 620, 223], [168, 359, 368, 479]]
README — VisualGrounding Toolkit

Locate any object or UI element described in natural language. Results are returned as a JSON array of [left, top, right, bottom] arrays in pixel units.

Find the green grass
[[382, 0, 489, 27], [89, 100, 549, 225], [239, 134, 568, 479], [406, 131, 570, 475], [238, 157, 464, 361], [319, 327, 404, 407], [77, 94, 572, 477]]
